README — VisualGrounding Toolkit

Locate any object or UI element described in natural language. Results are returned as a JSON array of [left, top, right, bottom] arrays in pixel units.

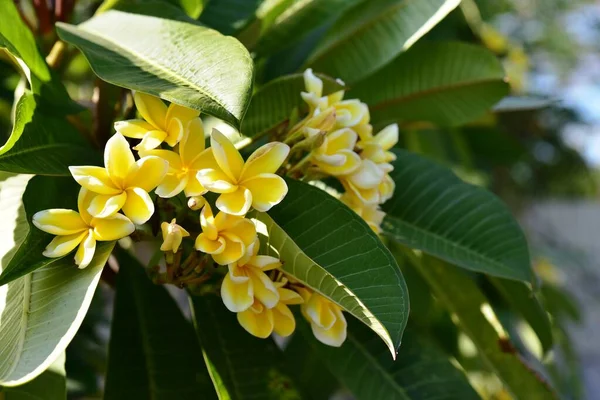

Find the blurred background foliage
[[2, 0, 600, 399]]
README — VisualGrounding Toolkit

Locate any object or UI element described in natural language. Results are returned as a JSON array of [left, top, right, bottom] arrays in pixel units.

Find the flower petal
[[212, 234, 245, 265], [165, 117, 184, 147], [166, 102, 200, 126], [114, 119, 155, 139], [92, 214, 135, 241], [133, 130, 168, 151], [69, 166, 120, 195], [105, 133, 136, 186], [347, 159, 384, 189], [334, 100, 368, 128], [42, 231, 87, 258], [179, 118, 205, 165], [248, 269, 279, 309], [183, 171, 206, 197], [134, 92, 167, 129], [199, 204, 218, 240], [33, 209, 87, 235], [216, 187, 252, 216], [122, 187, 154, 225], [278, 287, 304, 305], [249, 255, 281, 271], [197, 168, 237, 194], [327, 128, 357, 153], [211, 129, 244, 181], [242, 174, 288, 212], [87, 192, 127, 219], [304, 68, 323, 97], [155, 174, 188, 198], [240, 142, 290, 180], [140, 149, 182, 172], [221, 272, 254, 312], [305, 294, 337, 330], [375, 123, 399, 150], [190, 147, 218, 171], [195, 234, 225, 254], [273, 303, 296, 337], [126, 156, 168, 192], [74, 230, 96, 269], [237, 302, 274, 339], [310, 308, 347, 347], [314, 150, 361, 176], [77, 188, 95, 225]]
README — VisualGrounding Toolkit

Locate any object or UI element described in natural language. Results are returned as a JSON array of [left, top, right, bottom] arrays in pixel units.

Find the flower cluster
[[33, 92, 349, 347], [297, 69, 398, 234]]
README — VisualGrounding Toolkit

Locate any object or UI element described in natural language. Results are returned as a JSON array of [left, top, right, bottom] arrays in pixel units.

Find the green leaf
[[412, 255, 557, 399], [283, 334, 340, 400], [492, 96, 554, 113], [351, 41, 510, 127], [0, 1, 79, 113], [241, 73, 344, 137], [1, 354, 66, 400], [489, 277, 553, 354], [254, 0, 363, 56], [199, 0, 263, 35], [0, 175, 81, 286], [254, 178, 408, 356], [56, 10, 254, 128], [0, 176, 113, 386], [381, 149, 534, 284], [0, 92, 100, 177], [306, 0, 461, 83], [189, 294, 302, 400], [297, 319, 480, 400], [105, 250, 216, 399]]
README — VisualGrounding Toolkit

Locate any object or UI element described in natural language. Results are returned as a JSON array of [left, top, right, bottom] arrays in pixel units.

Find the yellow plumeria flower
[[160, 218, 190, 253], [378, 173, 395, 204], [195, 204, 257, 265], [140, 119, 214, 198], [341, 193, 386, 234], [115, 92, 200, 150], [33, 188, 135, 269], [308, 127, 361, 176], [301, 69, 369, 129], [298, 288, 347, 347], [356, 123, 398, 164], [197, 130, 289, 216], [69, 133, 168, 225], [237, 284, 304, 339], [340, 159, 386, 205], [221, 238, 280, 312]]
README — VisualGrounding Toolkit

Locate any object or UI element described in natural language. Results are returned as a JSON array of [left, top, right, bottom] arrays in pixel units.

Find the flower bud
[[188, 195, 206, 211]]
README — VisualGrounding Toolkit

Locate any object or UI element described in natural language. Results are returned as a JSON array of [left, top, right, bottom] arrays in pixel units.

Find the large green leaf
[[0, 92, 100, 177], [489, 277, 553, 354], [492, 96, 553, 113], [413, 255, 556, 399], [254, 0, 363, 56], [0, 175, 81, 286], [381, 149, 534, 284], [298, 319, 480, 400], [199, 0, 263, 35], [0, 175, 113, 386], [0, 2, 79, 113], [241, 73, 344, 137], [1, 354, 66, 399], [98, 0, 206, 19], [351, 42, 510, 127], [56, 10, 254, 128], [189, 294, 302, 400], [253, 178, 408, 356], [105, 250, 216, 399], [305, 0, 461, 83]]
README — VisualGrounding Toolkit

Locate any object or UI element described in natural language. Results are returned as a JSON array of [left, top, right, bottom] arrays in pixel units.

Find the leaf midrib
[[58, 22, 231, 114], [368, 78, 506, 112], [382, 215, 531, 282]]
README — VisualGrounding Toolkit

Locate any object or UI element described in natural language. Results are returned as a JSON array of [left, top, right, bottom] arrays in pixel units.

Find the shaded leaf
[[1, 354, 66, 400], [255, 0, 363, 56], [57, 10, 254, 128], [0, 176, 113, 386], [351, 42, 510, 126], [492, 96, 554, 113], [413, 254, 557, 399], [241, 73, 344, 137], [254, 178, 408, 356], [189, 294, 302, 400], [297, 319, 481, 400], [105, 250, 216, 399], [199, 0, 263, 35], [0, 92, 100, 177], [306, 0, 461, 83], [382, 149, 534, 284], [490, 277, 553, 354], [0, 2, 79, 113]]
